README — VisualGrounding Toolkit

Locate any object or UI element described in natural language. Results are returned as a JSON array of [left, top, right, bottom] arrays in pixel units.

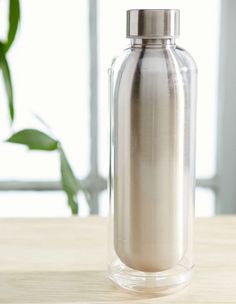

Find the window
[[0, 0, 92, 216], [0, 0, 232, 217]]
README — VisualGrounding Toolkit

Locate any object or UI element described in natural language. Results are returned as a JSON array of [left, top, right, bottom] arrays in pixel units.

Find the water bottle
[[108, 9, 197, 294]]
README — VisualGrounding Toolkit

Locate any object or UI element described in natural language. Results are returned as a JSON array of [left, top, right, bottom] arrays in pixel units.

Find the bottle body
[[108, 38, 197, 293]]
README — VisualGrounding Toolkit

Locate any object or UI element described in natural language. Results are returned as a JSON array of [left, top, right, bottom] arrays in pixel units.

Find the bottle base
[[108, 258, 193, 295]]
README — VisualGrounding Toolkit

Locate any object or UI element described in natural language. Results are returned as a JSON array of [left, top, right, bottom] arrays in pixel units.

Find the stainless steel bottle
[[108, 9, 197, 294]]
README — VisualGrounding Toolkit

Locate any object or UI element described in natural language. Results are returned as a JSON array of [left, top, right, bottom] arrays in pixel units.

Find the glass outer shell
[[108, 38, 197, 294]]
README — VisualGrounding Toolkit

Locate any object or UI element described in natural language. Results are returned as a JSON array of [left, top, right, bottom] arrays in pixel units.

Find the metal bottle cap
[[126, 9, 180, 39]]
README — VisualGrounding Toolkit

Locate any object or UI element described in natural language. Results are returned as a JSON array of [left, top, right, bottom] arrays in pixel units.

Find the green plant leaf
[[0, 45, 14, 122], [59, 146, 79, 214], [0, 0, 20, 123], [6, 129, 59, 150], [7, 129, 79, 214], [4, 0, 20, 53], [67, 193, 79, 215]]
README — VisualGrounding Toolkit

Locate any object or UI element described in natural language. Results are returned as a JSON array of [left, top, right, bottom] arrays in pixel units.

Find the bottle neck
[[130, 38, 176, 48]]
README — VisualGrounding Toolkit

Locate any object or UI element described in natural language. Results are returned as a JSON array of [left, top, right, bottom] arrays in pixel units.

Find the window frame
[[0, 0, 234, 215]]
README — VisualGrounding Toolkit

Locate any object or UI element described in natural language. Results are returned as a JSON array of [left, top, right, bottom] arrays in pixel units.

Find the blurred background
[[0, 0, 234, 217]]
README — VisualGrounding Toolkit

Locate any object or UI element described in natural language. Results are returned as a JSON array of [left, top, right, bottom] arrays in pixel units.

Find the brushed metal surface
[[112, 39, 197, 272], [127, 9, 180, 38]]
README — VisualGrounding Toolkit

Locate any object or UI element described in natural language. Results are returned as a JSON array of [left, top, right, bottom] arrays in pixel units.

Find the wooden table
[[0, 216, 235, 303]]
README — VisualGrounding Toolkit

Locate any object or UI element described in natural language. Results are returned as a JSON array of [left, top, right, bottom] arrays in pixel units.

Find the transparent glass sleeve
[[108, 38, 197, 294]]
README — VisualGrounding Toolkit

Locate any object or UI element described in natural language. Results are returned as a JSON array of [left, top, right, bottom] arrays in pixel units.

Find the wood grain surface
[[0, 216, 235, 303]]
